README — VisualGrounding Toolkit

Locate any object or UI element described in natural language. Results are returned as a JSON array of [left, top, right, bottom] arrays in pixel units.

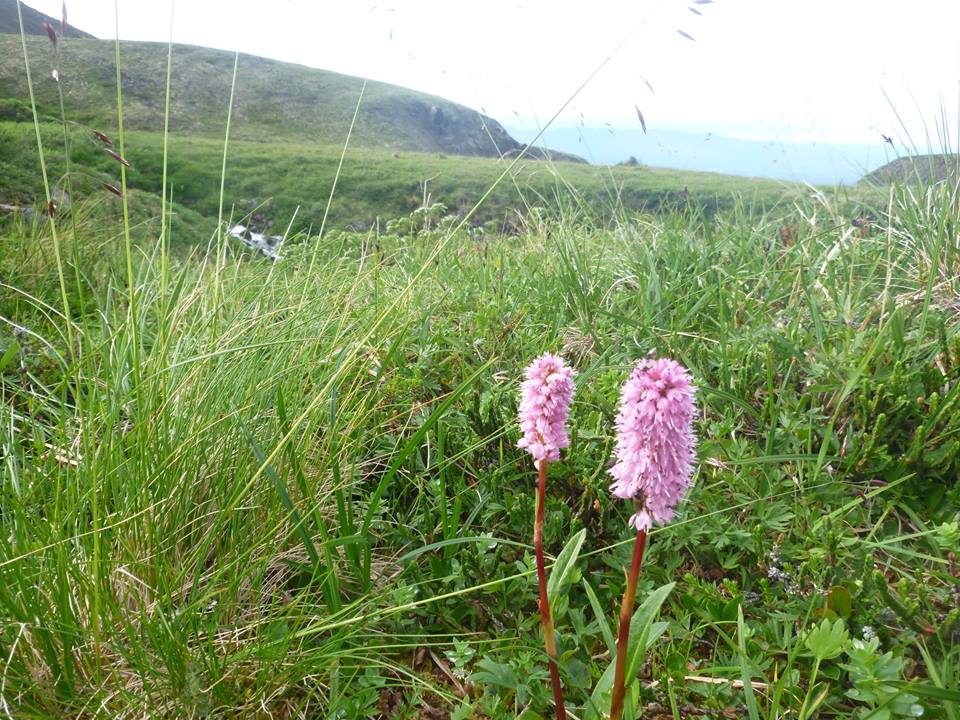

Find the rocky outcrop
[[365, 95, 585, 162]]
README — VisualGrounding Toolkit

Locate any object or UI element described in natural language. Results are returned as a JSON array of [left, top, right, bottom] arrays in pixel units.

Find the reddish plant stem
[[610, 527, 648, 720], [535, 460, 567, 720]]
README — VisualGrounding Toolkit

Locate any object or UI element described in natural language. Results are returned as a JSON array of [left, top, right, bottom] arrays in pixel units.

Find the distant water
[[507, 125, 912, 186]]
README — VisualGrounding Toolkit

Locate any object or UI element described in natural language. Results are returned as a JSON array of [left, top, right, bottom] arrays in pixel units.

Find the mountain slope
[[860, 153, 960, 186], [0, 0, 94, 39], [0, 32, 582, 162]]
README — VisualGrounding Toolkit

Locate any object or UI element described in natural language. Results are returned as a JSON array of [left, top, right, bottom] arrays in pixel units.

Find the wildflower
[[517, 352, 575, 465], [517, 351, 574, 720], [609, 357, 696, 531], [608, 356, 697, 720]]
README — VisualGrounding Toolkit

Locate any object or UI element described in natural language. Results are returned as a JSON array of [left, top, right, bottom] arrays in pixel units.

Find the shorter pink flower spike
[[609, 357, 697, 530], [517, 353, 575, 464]]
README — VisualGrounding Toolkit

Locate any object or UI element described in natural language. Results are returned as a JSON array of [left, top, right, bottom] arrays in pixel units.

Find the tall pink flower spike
[[517, 352, 574, 720], [517, 352, 575, 465], [609, 357, 697, 531], [608, 356, 696, 720]]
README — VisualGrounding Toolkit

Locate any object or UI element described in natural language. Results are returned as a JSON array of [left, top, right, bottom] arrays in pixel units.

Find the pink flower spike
[[609, 357, 697, 529], [517, 353, 575, 465]]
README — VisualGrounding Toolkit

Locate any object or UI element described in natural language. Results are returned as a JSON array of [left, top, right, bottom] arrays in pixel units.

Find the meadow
[[0, 32, 796, 238], [0, 117, 795, 239], [1, 16, 960, 720]]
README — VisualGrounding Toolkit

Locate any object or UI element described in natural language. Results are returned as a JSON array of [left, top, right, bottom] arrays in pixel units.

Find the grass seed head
[[103, 147, 131, 167], [42, 20, 58, 47], [102, 182, 123, 198]]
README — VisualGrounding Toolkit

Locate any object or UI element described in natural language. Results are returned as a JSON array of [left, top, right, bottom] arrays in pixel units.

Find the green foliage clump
[[3, 184, 960, 716]]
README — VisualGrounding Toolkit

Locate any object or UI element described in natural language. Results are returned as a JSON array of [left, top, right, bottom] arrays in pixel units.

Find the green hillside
[[0, 24, 800, 239], [861, 153, 960, 186], [0, 32, 581, 161], [2, 146, 958, 718], [0, 0, 94, 39]]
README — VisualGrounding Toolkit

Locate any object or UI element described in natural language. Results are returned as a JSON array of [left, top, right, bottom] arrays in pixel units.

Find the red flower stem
[[610, 527, 648, 720], [535, 460, 567, 720]]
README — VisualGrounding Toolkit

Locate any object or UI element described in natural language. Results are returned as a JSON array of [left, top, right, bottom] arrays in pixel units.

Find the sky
[[22, 0, 960, 173]]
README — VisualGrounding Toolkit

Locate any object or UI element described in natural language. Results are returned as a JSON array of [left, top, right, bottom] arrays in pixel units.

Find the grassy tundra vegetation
[[0, 33, 791, 236], [2, 15, 960, 720], [0, 119, 789, 237]]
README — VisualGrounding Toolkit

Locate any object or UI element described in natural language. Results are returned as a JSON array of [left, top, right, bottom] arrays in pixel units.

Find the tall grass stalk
[[305, 79, 367, 283], [212, 51, 239, 332], [159, 1, 176, 312], [48, 24, 89, 326], [13, 0, 72, 355]]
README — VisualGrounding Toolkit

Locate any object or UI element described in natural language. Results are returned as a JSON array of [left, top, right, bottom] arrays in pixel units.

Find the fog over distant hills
[[508, 125, 914, 185]]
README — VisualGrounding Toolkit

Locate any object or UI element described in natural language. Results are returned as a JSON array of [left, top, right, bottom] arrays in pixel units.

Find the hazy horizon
[[15, 0, 960, 183], [506, 123, 918, 185]]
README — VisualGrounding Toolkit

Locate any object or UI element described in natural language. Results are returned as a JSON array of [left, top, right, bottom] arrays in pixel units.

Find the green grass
[[1, 119, 796, 236], [2, 179, 959, 717], [1, 12, 959, 720], [1, 32, 801, 238]]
